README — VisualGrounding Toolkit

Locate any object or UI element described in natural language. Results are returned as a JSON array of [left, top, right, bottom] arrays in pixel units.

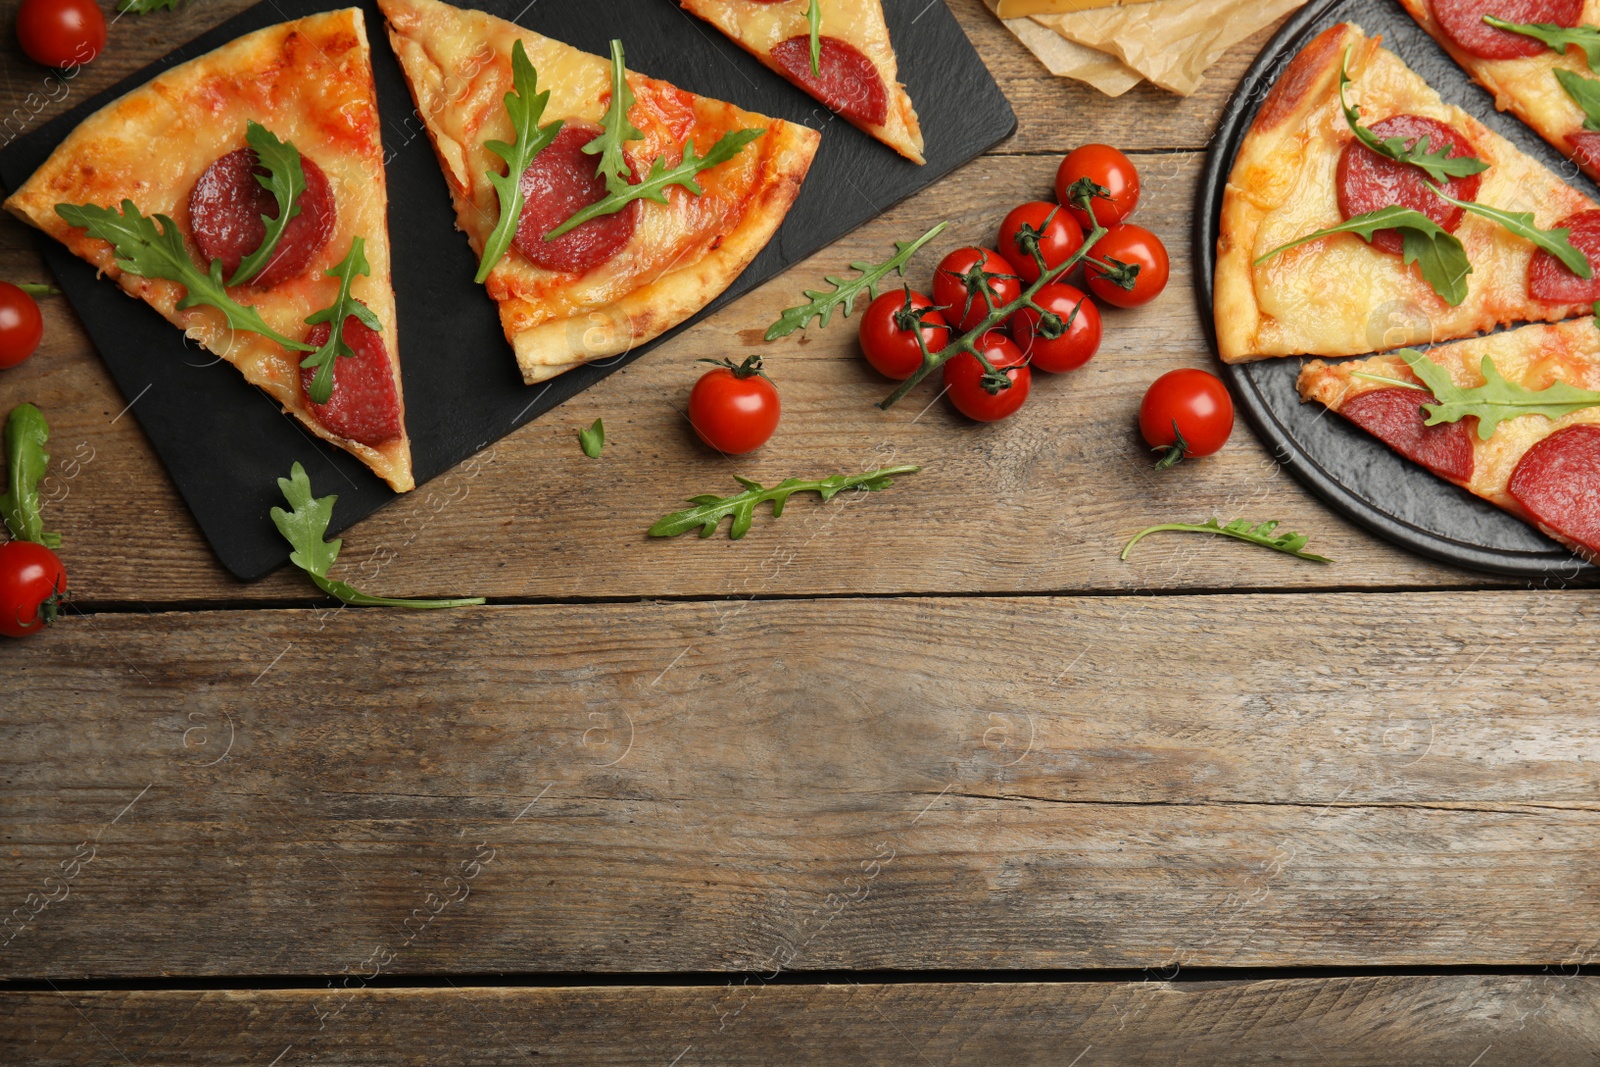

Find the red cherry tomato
[[1086, 224, 1169, 309], [1012, 284, 1102, 373], [943, 331, 1030, 423], [997, 201, 1085, 285], [16, 0, 105, 69], [1056, 144, 1141, 230], [858, 288, 950, 380], [0, 283, 44, 369], [0, 540, 67, 638], [1139, 369, 1235, 469], [688, 355, 780, 455], [932, 247, 1022, 334]]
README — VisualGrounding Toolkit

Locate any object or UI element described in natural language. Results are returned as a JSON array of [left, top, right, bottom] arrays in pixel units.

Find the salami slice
[[1433, 0, 1582, 60], [1507, 423, 1600, 555], [1528, 209, 1600, 302], [1567, 130, 1600, 178], [511, 125, 639, 276], [769, 36, 889, 128], [1337, 114, 1483, 256], [190, 147, 336, 289], [299, 316, 402, 447], [1341, 386, 1475, 482]]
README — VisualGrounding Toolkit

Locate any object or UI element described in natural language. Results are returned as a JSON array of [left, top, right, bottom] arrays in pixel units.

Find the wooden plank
[[4, 977, 1597, 1065], [4, 593, 1598, 977], [0, 152, 1524, 606]]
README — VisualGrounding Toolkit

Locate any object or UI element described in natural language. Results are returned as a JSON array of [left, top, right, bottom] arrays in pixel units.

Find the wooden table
[[4, 2, 1599, 1062]]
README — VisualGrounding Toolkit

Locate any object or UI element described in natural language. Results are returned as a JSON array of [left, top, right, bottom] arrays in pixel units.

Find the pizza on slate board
[[1216, 15, 1600, 563]]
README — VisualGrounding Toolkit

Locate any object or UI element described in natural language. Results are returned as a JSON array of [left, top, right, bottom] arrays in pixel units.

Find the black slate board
[[0, 0, 1014, 580], [1198, 0, 1597, 579]]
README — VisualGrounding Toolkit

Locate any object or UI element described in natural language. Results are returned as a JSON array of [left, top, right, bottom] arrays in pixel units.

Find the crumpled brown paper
[[984, 0, 1308, 97]]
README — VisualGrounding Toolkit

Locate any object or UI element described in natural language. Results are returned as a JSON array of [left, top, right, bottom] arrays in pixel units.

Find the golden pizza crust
[[1216, 22, 1596, 365]]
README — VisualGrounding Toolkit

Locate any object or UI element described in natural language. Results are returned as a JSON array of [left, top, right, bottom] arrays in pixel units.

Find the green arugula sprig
[[579, 418, 605, 458], [1121, 519, 1334, 564], [650, 466, 920, 540], [766, 221, 949, 340], [14, 284, 59, 296], [477, 40, 564, 284], [1398, 348, 1600, 439], [1484, 15, 1600, 71], [271, 463, 485, 609], [1, 403, 60, 548], [300, 238, 382, 405], [585, 40, 643, 193], [1425, 183, 1591, 277], [1554, 67, 1600, 130], [807, 0, 823, 75], [230, 121, 307, 286], [116, 0, 181, 12], [1254, 206, 1473, 306], [55, 200, 313, 352], [545, 128, 767, 241], [1339, 51, 1487, 183]]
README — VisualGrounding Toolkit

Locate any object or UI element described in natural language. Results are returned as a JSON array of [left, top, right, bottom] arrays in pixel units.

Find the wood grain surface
[[5, 977, 1597, 1065]]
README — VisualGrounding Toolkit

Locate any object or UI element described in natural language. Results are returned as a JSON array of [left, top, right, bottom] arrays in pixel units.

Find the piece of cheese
[[994, 0, 1163, 17]]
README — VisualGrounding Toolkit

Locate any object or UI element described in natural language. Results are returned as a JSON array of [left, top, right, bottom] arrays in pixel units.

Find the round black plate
[[1197, 0, 1596, 579]]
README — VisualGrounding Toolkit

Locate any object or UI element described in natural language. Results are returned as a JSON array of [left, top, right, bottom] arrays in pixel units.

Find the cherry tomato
[[1086, 224, 1169, 309], [1056, 144, 1141, 230], [932, 247, 1022, 334], [997, 201, 1085, 285], [16, 0, 105, 70], [1012, 284, 1101, 374], [0, 540, 67, 638], [0, 283, 44, 369], [688, 354, 780, 455], [858, 288, 950, 380], [943, 331, 1030, 423], [1139, 369, 1235, 469]]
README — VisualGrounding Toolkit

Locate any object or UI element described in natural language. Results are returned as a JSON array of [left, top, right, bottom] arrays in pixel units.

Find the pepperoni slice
[[190, 148, 336, 289], [1508, 424, 1600, 555], [1529, 209, 1600, 302], [1341, 386, 1475, 482], [299, 316, 403, 447], [1433, 0, 1582, 60], [1337, 114, 1483, 256], [769, 35, 889, 128], [510, 125, 639, 276], [1568, 131, 1600, 179]]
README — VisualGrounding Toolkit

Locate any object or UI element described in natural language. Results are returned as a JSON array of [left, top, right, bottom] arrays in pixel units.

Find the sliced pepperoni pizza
[[1216, 21, 1600, 365], [379, 0, 821, 384], [1299, 317, 1600, 563], [2, 10, 414, 492], [679, 0, 925, 164]]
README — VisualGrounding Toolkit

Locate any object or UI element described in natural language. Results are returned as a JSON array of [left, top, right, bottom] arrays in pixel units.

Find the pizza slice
[[379, 0, 821, 384], [1299, 317, 1600, 562], [1215, 21, 1600, 365], [678, 0, 925, 164], [3, 10, 414, 492]]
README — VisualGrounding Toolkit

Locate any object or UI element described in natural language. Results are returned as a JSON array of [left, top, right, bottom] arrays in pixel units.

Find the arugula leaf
[[766, 222, 949, 340], [229, 121, 307, 286], [808, 0, 823, 76], [1398, 348, 1600, 439], [300, 238, 383, 405], [1120, 519, 1333, 564], [477, 40, 565, 284], [584, 40, 643, 193], [14, 284, 58, 296], [55, 200, 313, 352], [1425, 183, 1592, 278], [1338, 50, 1487, 183], [579, 418, 605, 458], [545, 128, 767, 241], [650, 466, 921, 540], [1484, 15, 1600, 72], [0, 403, 60, 549], [116, 0, 181, 12], [1254, 206, 1473, 306], [271, 462, 485, 609], [1555, 67, 1600, 130]]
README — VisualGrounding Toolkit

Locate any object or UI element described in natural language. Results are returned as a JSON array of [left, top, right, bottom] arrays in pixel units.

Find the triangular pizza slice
[[1215, 22, 1600, 365], [379, 0, 821, 384], [4, 10, 414, 492], [679, 0, 925, 164], [1299, 317, 1600, 563]]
